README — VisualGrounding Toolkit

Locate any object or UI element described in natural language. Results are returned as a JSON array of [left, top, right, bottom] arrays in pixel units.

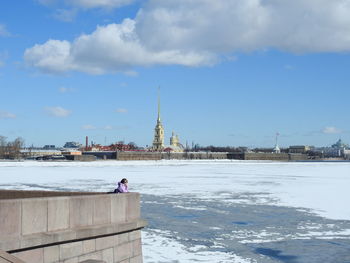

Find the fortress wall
[[117, 151, 227, 160], [116, 152, 162, 160], [65, 155, 97, 161], [161, 152, 228, 160], [244, 152, 290, 160], [242, 153, 308, 161], [0, 191, 146, 263]]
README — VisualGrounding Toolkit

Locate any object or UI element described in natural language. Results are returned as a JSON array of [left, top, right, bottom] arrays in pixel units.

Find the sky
[[0, 0, 349, 148]]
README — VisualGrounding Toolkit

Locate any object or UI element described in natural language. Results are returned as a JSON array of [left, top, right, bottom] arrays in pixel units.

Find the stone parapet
[[0, 191, 146, 263]]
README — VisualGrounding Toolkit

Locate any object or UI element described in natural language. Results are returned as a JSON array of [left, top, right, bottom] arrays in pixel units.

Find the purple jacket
[[116, 182, 128, 193]]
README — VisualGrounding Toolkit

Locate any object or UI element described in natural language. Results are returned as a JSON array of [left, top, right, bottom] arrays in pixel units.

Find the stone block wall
[[244, 152, 290, 160], [0, 191, 146, 263], [161, 152, 228, 160], [116, 152, 162, 161]]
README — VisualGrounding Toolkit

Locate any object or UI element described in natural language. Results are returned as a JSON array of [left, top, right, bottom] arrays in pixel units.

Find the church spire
[[157, 87, 161, 122], [153, 87, 164, 151]]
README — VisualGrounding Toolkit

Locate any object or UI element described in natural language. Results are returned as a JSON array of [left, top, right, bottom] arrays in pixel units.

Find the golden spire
[[157, 86, 161, 122]]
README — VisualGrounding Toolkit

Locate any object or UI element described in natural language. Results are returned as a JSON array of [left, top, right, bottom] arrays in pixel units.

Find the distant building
[[289, 145, 312, 154], [273, 144, 281, 154], [63, 141, 82, 149], [332, 139, 349, 149], [311, 139, 349, 158], [43, 145, 56, 150], [313, 147, 342, 158], [273, 133, 281, 153], [151, 91, 184, 152], [86, 143, 136, 152], [344, 149, 350, 159], [167, 132, 184, 152]]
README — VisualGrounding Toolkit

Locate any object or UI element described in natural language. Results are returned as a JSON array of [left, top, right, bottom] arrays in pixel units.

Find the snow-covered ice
[[0, 160, 349, 220]]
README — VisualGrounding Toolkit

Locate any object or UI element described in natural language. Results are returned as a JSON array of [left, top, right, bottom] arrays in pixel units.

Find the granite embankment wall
[[115, 151, 306, 161], [0, 190, 146, 263], [227, 152, 308, 161], [115, 152, 227, 160]]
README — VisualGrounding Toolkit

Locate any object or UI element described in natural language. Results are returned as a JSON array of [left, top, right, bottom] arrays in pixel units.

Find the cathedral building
[[152, 94, 184, 152]]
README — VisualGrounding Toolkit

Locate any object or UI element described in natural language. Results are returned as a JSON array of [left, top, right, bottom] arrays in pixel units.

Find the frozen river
[[0, 160, 349, 262]]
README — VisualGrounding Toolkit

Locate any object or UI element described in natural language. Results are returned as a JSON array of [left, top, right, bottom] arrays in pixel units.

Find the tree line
[[0, 136, 25, 159]]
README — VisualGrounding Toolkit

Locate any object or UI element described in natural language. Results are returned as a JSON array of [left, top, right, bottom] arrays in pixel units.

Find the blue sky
[[0, 0, 349, 148]]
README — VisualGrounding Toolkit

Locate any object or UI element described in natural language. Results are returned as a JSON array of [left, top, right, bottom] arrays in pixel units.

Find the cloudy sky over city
[[1, 0, 349, 147]]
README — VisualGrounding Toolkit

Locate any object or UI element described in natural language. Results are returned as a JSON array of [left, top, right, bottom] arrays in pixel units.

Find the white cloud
[[24, 19, 214, 74], [38, 0, 135, 22], [82, 124, 97, 130], [0, 24, 10, 37], [53, 8, 78, 22], [38, 0, 134, 10], [37, 0, 57, 6], [25, 0, 350, 74], [136, 0, 350, 53], [68, 0, 134, 9], [322, 126, 342, 134], [25, 40, 72, 74], [116, 108, 128, 113], [0, 111, 16, 119], [45, 106, 71, 117], [104, 125, 113, 130]]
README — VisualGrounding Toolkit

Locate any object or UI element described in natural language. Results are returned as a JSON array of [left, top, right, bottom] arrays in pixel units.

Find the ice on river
[[0, 160, 349, 220]]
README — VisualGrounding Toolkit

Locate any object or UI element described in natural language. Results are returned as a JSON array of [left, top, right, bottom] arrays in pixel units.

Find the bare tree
[[0, 136, 7, 158], [0, 136, 25, 159]]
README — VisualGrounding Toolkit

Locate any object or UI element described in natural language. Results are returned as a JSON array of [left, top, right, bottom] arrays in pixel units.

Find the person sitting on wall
[[114, 178, 129, 193]]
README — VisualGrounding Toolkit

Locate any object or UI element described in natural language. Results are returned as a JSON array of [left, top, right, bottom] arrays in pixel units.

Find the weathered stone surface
[[117, 233, 129, 245], [50, 230, 77, 243], [82, 240, 96, 254], [0, 237, 20, 251], [111, 194, 127, 223], [20, 233, 59, 249], [79, 260, 105, 263], [48, 197, 69, 232], [13, 248, 44, 263], [0, 249, 25, 263], [132, 239, 142, 257], [63, 257, 78, 263], [59, 241, 83, 260], [1, 192, 146, 263], [0, 200, 21, 238], [118, 222, 137, 233], [78, 251, 102, 262], [44, 246, 59, 263], [127, 194, 140, 221], [93, 196, 111, 225], [69, 197, 94, 228], [129, 230, 141, 242], [95, 236, 115, 251], [101, 248, 113, 263], [22, 199, 48, 235], [129, 255, 143, 263], [115, 242, 132, 262]]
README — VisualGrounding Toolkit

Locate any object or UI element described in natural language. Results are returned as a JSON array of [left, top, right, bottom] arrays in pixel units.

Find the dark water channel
[[141, 194, 350, 263]]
